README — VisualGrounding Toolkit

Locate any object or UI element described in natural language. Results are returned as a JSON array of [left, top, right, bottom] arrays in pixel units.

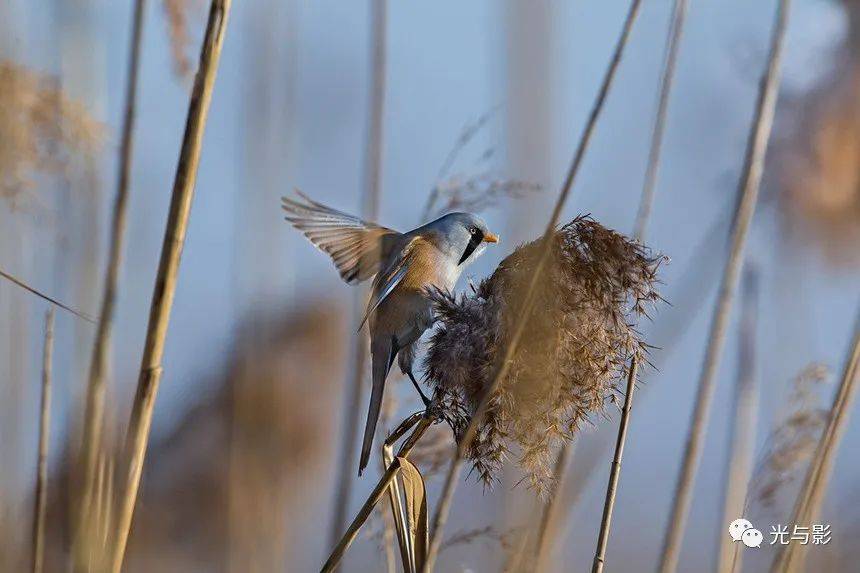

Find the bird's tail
[[359, 337, 395, 475]]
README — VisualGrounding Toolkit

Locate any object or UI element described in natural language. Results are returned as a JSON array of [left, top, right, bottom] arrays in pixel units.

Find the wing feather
[[281, 192, 400, 284]]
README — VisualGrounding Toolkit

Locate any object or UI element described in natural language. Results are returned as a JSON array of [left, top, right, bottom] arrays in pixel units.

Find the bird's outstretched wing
[[281, 191, 400, 284]]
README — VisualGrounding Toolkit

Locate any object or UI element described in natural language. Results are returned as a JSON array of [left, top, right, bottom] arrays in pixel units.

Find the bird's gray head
[[420, 212, 500, 266]]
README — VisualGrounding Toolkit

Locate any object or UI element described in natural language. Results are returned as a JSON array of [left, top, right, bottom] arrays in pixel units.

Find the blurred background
[[0, 0, 859, 571]]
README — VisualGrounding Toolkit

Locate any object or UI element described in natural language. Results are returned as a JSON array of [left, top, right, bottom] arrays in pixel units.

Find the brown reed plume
[[73, 1, 146, 568], [109, 1, 232, 570], [424, 216, 664, 493], [31, 310, 54, 573], [776, 0, 860, 266], [771, 308, 860, 573], [658, 2, 791, 570], [0, 61, 101, 203]]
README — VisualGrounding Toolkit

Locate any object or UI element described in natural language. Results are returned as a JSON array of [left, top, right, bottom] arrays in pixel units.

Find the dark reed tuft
[[423, 215, 665, 493]]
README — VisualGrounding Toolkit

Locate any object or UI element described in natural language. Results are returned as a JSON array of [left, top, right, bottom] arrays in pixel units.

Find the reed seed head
[[424, 215, 665, 493]]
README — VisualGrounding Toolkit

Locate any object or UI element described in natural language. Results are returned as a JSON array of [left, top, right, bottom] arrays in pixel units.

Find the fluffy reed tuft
[[0, 61, 101, 202], [751, 363, 830, 512], [424, 215, 665, 493]]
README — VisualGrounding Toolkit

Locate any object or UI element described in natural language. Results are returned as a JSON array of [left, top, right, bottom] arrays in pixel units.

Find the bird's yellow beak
[[483, 232, 500, 244]]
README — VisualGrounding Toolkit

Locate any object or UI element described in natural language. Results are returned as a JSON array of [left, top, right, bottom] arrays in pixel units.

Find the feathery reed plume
[[424, 175, 540, 222], [657, 2, 790, 571], [772, 308, 860, 573], [31, 310, 54, 573], [422, 3, 644, 568], [110, 1, 232, 570], [0, 61, 102, 203], [74, 0, 146, 567], [750, 364, 828, 514], [329, 0, 388, 552], [633, 0, 689, 242], [717, 266, 760, 573], [424, 217, 663, 493]]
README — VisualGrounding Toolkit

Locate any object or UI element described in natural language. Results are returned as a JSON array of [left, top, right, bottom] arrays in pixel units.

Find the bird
[[281, 191, 500, 475]]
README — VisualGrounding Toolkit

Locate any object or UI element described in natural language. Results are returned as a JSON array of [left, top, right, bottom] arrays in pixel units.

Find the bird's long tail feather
[[359, 337, 395, 475]]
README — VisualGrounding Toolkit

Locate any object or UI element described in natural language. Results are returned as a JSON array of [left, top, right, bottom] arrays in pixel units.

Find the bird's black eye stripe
[[458, 230, 483, 265]]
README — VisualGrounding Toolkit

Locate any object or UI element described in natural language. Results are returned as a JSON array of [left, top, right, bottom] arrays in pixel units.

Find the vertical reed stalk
[[74, 0, 146, 567], [31, 309, 54, 573], [591, 358, 639, 573], [716, 267, 759, 573], [633, 0, 690, 242], [657, 2, 790, 571], [422, 2, 644, 570], [771, 306, 860, 573], [329, 0, 388, 548], [109, 2, 232, 570]]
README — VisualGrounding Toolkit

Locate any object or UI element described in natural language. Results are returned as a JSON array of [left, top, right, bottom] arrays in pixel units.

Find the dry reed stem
[[771, 307, 860, 573], [422, 2, 643, 570], [31, 309, 54, 573], [591, 358, 639, 573], [657, 2, 790, 571], [74, 0, 146, 567], [633, 0, 689, 241], [109, 1, 232, 570], [329, 0, 388, 550], [322, 416, 431, 573], [0, 268, 93, 323], [717, 266, 759, 573]]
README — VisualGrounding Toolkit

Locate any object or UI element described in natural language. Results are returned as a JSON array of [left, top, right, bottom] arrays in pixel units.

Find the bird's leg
[[406, 369, 432, 407]]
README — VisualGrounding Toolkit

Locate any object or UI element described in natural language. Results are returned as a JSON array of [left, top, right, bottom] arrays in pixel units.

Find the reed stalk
[[31, 309, 54, 573], [591, 358, 639, 573], [422, 2, 643, 570], [109, 2, 232, 570], [716, 266, 759, 573], [770, 306, 860, 573], [322, 415, 431, 573], [329, 0, 388, 549], [633, 0, 690, 242], [73, 0, 146, 567], [657, 2, 790, 571], [0, 268, 93, 323]]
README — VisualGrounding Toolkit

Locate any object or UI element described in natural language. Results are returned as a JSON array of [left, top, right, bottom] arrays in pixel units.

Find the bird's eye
[[469, 226, 478, 235]]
